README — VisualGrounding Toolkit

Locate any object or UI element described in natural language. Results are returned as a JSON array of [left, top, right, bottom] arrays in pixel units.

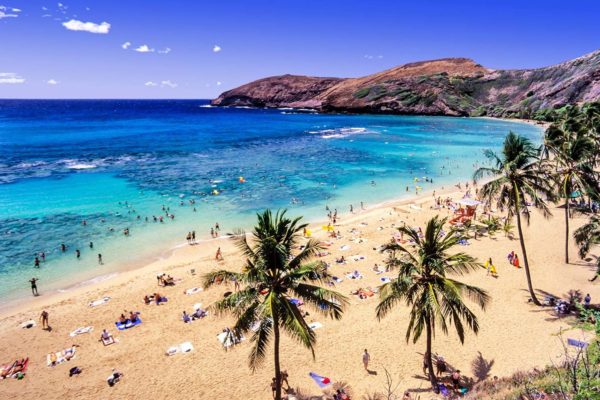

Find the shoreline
[[0, 115, 543, 317], [0, 182, 466, 320]]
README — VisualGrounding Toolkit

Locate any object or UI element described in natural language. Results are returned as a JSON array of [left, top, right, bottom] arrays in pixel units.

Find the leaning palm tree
[[574, 215, 600, 282], [544, 123, 598, 263], [202, 209, 347, 400], [474, 132, 553, 305], [376, 216, 490, 390]]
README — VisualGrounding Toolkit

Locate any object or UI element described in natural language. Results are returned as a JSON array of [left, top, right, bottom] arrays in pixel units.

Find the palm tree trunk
[[565, 200, 570, 264], [426, 321, 437, 390], [515, 208, 541, 305], [273, 312, 282, 400]]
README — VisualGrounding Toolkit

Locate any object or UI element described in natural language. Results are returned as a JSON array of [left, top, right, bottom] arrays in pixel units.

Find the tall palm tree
[[574, 215, 600, 282], [474, 131, 552, 305], [202, 209, 347, 400], [544, 123, 598, 263], [376, 216, 489, 390]]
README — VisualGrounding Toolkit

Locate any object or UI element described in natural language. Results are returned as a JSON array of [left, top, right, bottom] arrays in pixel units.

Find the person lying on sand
[[336, 256, 346, 264], [191, 308, 207, 320]]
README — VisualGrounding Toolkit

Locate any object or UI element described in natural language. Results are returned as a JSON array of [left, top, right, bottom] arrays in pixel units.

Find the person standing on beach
[[350, 204, 353, 213], [40, 310, 49, 330], [192, 231, 196, 243], [215, 247, 223, 260], [98, 254, 103, 264], [30, 277, 39, 296], [362, 349, 370, 371]]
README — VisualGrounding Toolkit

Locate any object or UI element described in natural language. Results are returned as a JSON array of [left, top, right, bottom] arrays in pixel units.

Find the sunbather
[[192, 308, 207, 320], [118, 314, 127, 324], [182, 311, 191, 323], [107, 369, 123, 387], [100, 329, 115, 345], [11, 358, 27, 375], [144, 295, 152, 305], [129, 311, 139, 323]]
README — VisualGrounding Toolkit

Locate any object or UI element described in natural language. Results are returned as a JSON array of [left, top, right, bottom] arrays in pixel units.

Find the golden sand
[[0, 188, 597, 399]]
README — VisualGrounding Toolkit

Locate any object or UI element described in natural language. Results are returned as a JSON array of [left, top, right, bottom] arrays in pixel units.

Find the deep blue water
[[0, 99, 542, 302]]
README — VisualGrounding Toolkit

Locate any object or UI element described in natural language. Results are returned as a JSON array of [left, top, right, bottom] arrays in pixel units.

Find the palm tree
[[474, 131, 552, 305], [574, 215, 600, 282], [544, 123, 598, 263], [376, 216, 490, 390], [202, 209, 347, 400]]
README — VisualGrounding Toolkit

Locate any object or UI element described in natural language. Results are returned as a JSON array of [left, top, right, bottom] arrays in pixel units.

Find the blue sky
[[0, 0, 599, 99]]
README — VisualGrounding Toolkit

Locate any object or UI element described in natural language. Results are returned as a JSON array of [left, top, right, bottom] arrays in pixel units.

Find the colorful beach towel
[[70, 326, 93, 337], [115, 317, 142, 331], [1, 358, 29, 380], [89, 297, 111, 307], [47, 347, 76, 367], [309, 372, 332, 388]]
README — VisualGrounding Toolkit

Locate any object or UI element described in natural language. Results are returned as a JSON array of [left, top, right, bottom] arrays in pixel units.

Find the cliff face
[[212, 50, 600, 118]]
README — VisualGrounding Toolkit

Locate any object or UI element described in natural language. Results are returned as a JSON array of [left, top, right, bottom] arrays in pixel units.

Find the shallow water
[[0, 99, 543, 302]]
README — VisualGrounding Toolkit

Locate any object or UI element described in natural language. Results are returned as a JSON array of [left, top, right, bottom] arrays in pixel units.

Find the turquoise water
[[0, 100, 543, 303]]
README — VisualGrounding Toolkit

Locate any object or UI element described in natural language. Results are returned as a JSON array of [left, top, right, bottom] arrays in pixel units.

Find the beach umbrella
[[309, 372, 332, 388]]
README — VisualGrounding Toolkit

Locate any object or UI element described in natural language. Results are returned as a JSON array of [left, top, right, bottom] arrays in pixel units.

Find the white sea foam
[[307, 127, 370, 139], [66, 162, 97, 170], [199, 104, 214, 108]]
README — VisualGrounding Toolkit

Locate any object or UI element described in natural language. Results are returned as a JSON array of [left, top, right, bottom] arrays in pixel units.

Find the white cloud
[[135, 44, 154, 53], [144, 81, 158, 87], [42, 14, 52, 17], [47, 79, 59, 85], [212, 45, 221, 53], [216, 81, 222, 86], [62, 19, 111, 34], [122, 41, 131, 50], [0, 72, 25, 84], [161, 80, 178, 88], [158, 47, 171, 54], [0, 5, 20, 19]]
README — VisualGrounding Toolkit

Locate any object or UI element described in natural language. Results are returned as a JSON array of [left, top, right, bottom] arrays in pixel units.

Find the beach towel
[[47, 347, 76, 367], [340, 245, 351, 251], [70, 326, 93, 337], [308, 322, 323, 330], [89, 297, 111, 307], [115, 317, 142, 331], [345, 272, 363, 280], [166, 341, 194, 356], [309, 372, 332, 388], [217, 331, 245, 348], [380, 277, 391, 283], [438, 383, 450, 397], [1, 358, 29, 380], [20, 320, 36, 329], [290, 298, 304, 306], [185, 287, 203, 295]]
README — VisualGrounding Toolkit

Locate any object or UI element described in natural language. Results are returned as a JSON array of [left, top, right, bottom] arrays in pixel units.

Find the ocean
[[0, 99, 543, 304]]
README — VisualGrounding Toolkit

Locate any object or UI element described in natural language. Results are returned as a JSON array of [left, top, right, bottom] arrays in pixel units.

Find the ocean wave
[[199, 104, 214, 108], [307, 127, 370, 139]]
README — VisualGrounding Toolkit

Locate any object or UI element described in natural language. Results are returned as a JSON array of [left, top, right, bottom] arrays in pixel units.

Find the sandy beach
[[0, 184, 598, 399]]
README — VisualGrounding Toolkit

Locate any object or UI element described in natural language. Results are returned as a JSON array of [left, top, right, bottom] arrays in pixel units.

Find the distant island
[[212, 50, 600, 119]]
